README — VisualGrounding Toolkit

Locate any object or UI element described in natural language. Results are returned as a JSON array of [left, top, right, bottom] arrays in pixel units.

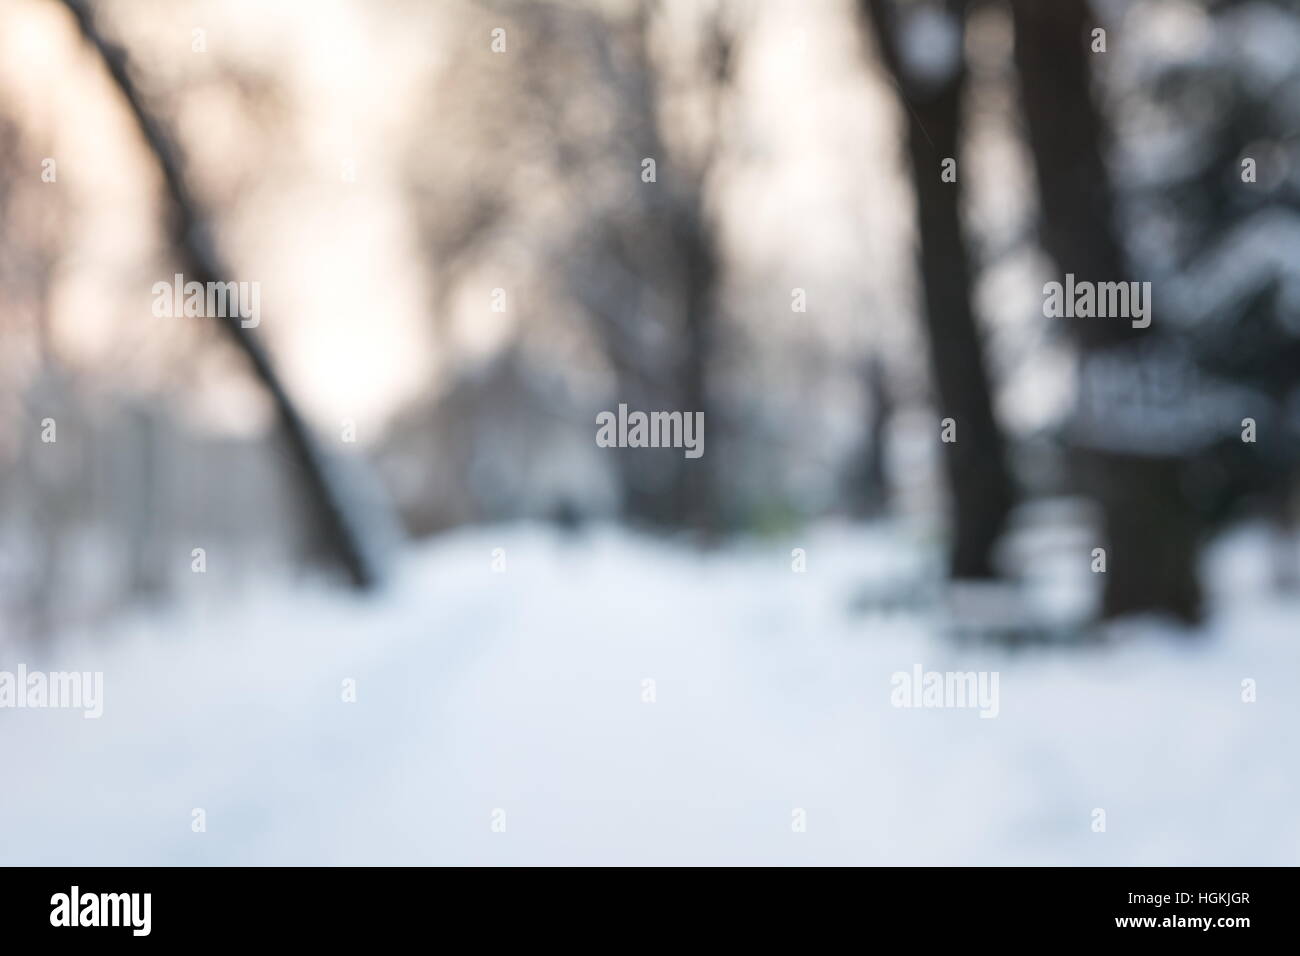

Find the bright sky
[[1, 0, 1072, 443]]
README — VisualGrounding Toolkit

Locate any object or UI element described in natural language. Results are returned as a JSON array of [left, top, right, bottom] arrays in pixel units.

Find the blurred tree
[[567, 2, 733, 532], [860, 0, 1016, 578], [405, 0, 738, 534], [61, 0, 382, 589], [843, 355, 893, 519], [1113, 0, 1300, 589], [1008, 0, 1202, 622]]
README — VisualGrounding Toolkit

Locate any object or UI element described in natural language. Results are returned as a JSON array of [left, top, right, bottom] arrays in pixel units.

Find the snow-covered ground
[[1, 522, 1296, 865]]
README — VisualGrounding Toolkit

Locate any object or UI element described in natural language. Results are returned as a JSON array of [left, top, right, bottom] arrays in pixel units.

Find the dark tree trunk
[[666, 204, 719, 533], [845, 356, 893, 519], [62, 0, 380, 589], [1085, 453, 1202, 621], [862, 0, 1015, 578], [1008, 0, 1202, 622]]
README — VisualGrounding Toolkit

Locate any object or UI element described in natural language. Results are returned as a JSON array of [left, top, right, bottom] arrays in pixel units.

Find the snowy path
[[2, 525, 1296, 865]]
